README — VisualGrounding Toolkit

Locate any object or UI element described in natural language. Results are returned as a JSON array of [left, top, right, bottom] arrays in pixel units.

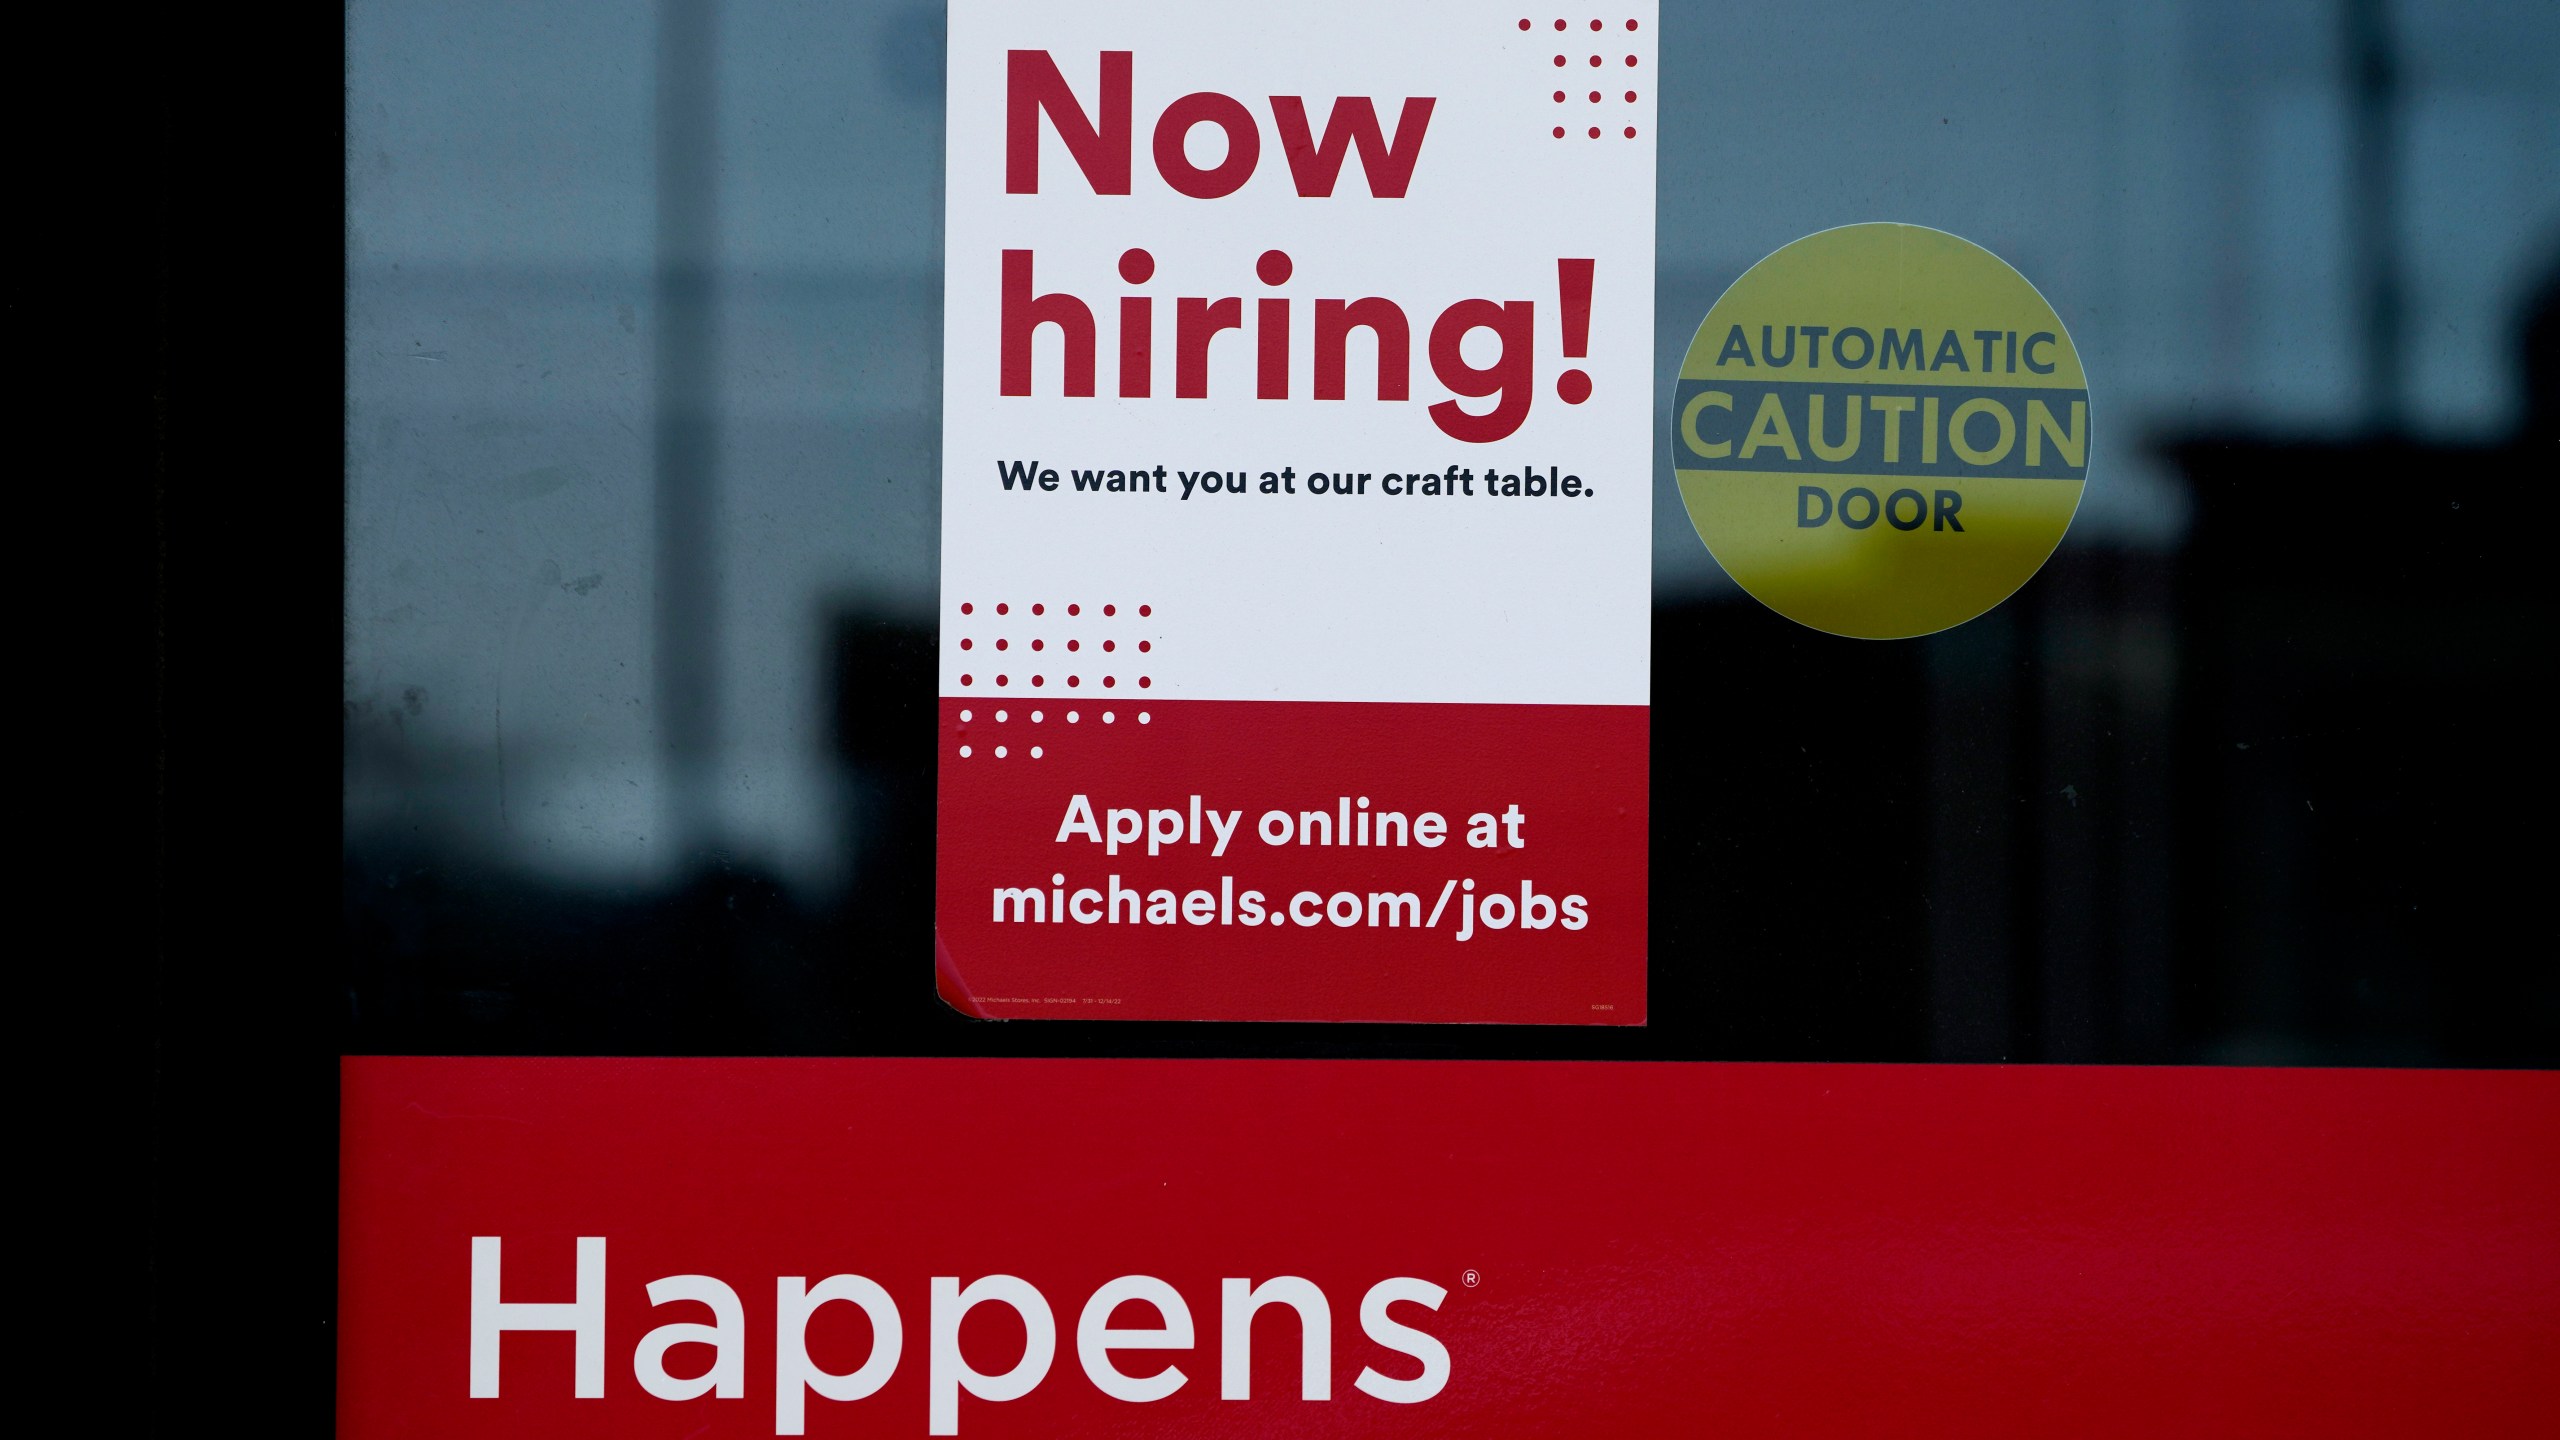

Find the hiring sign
[[935, 3, 1659, 1022]]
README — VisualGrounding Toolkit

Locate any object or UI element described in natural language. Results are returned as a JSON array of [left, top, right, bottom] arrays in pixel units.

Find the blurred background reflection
[[343, 0, 2556, 1060]]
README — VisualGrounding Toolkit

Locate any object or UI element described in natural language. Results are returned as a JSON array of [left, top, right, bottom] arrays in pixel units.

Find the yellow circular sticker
[[1672, 223, 2089, 639]]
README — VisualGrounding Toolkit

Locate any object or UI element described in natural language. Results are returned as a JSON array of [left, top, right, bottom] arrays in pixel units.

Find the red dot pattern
[[1527, 22, 1647, 139], [952, 603, 1163, 697]]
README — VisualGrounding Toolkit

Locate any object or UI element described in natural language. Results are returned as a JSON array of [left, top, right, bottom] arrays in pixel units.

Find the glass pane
[[343, 0, 2559, 1061]]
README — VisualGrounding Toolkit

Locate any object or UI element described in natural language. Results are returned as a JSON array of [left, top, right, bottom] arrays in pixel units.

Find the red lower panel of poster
[[934, 698, 1649, 1023], [340, 1058, 2558, 1438]]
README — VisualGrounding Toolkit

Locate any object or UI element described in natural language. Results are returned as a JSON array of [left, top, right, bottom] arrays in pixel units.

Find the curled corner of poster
[[933, 930, 998, 1020]]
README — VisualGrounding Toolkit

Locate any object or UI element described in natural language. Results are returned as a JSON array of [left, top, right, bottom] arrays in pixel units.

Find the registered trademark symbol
[[1461, 1268, 1481, 1288]]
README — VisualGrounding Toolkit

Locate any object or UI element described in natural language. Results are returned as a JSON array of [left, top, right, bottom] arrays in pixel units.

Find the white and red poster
[[934, 3, 1659, 1022]]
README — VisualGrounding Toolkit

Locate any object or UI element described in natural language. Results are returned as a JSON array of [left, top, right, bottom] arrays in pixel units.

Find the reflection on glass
[[344, 0, 2558, 1061]]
